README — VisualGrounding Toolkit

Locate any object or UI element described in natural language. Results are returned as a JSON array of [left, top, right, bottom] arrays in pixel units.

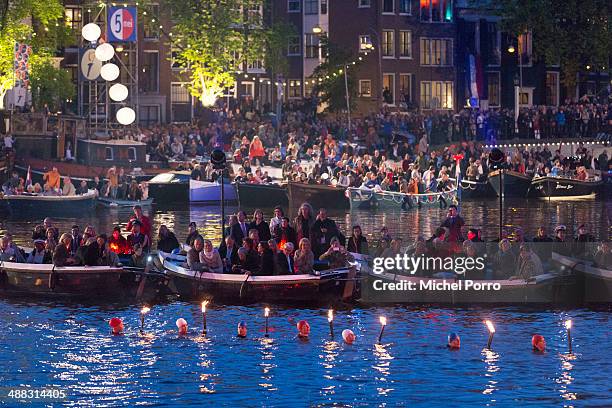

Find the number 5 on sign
[[107, 6, 136, 42]]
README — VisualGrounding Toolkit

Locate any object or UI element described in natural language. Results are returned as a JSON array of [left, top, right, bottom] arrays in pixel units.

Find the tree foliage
[[497, 0, 612, 92], [0, 0, 67, 108], [162, 0, 270, 106], [312, 36, 361, 113], [30, 60, 73, 110]]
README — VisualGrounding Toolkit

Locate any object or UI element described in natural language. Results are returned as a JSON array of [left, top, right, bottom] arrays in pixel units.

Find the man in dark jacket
[[273, 217, 297, 249], [218, 235, 239, 272], [230, 210, 249, 246], [310, 208, 344, 257], [276, 242, 295, 275]]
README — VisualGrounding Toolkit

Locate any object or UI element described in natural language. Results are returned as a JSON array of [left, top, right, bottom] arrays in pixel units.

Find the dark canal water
[[0, 199, 610, 406]]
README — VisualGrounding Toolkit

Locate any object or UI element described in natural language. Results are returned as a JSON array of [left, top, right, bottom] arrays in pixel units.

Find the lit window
[[399, 0, 411, 14], [420, 81, 453, 109], [359, 79, 372, 97], [383, 74, 395, 104], [518, 31, 533, 65], [420, 0, 453, 22], [304, 0, 318, 14], [288, 0, 301, 12], [399, 31, 412, 58], [399, 74, 412, 102], [305, 34, 319, 58], [288, 36, 301, 55], [289, 80, 302, 98], [359, 35, 372, 51], [487, 72, 500, 106], [420, 38, 453, 66], [382, 30, 395, 57]]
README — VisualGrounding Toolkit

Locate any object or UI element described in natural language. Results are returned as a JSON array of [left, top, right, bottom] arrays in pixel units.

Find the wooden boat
[[287, 181, 349, 209], [552, 252, 611, 303], [230, 163, 284, 182], [528, 175, 603, 199], [360, 270, 578, 304], [488, 170, 532, 198], [235, 182, 288, 208], [147, 171, 191, 204], [157, 252, 357, 304], [189, 179, 237, 203], [0, 260, 169, 301], [1, 190, 96, 216], [346, 187, 457, 210], [459, 179, 497, 199], [97, 197, 154, 208]]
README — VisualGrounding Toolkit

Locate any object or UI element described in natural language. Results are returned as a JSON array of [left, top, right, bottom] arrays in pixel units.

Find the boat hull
[[459, 180, 497, 199], [2, 192, 96, 216], [287, 182, 349, 209], [360, 272, 579, 304], [235, 183, 288, 208], [488, 170, 532, 198], [347, 188, 457, 210], [97, 197, 154, 208], [528, 176, 603, 199], [189, 180, 237, 203], [16, 159, 166, 181], [552, 252, 611, 304], [148, 182, 189, 204]]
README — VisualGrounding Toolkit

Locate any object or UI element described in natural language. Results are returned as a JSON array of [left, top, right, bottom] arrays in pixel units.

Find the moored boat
[[158, 252, 357, 304], [528, 175, 603, 199], [235, 182, 288, 208], [97, 197, 154, 208], [459, 179, 497, 199], [147, 171, 191, 205], [0, 261, 169, 301], [552, 252, 611, 304], [488, 170, 533, 198], [346, 187, 457, 211], [1, 190, 96, 216], [189, 179, 237, 203], [287, 181, 349, 209]]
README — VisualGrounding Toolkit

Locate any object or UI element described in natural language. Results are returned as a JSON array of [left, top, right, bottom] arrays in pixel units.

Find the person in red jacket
[[126, 205, 151, 240]]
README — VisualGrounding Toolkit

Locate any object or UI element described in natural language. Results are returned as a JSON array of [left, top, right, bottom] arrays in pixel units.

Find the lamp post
[[367, 28, 383, 108], [508, 43, 522, 135]]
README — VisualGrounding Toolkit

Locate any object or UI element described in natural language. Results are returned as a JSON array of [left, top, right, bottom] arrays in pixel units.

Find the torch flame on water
[[328, 309, 334, 323], [201, 300, 209, 313], [141, 307, 150, 315], [379, 316, 387, 326], [485, 320, 495, 333], [264, 307, 270, 317], [565, 319, 572, 330]]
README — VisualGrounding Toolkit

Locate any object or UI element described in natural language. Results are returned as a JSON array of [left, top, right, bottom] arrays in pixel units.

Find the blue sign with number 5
[[107, 7, 137, 42]]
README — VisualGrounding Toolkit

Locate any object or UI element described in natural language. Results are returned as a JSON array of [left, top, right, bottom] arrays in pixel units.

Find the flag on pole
[[25, 165, 32, 187]]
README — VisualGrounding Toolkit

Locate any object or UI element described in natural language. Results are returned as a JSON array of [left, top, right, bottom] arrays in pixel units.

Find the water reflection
[[557, 353, 577, 402], [319, 340, 339, 396], [481, 348, 500, 400], [258, 337, 277, 392], [373, 343, 394, 396]]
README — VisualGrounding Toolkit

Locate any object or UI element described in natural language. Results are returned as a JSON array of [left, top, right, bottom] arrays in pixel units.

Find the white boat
[[189, 179, 237, 203]]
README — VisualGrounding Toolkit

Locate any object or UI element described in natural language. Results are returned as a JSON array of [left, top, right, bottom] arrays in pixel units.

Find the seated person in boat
[[0, 235, 25, 263], [109, 227, 129, 254], [575, 166, 588, 181], [273, 217, 297, 250], [53, 233, 78, 266], [74, 237, 100, 267], [511, 244, 543, 281], [127, 221, 150, 253], [2, 171, 20, 194], [380, 238, 404, 259], [199, 239, 223, 273], [276, 242, 295, 275], [347, 225, 369, 255], [231, 239, 260, 274], [43, 167, 61, 193], [573, 224, 596, 258], [185, 222, 203, 247], [76, 180, 89, 195], [44, 229, 58, 253], [593, 242, 610, 268], [218, 235, 239, 272], [62, 177, 76, 196], [32, 224, 46, 241], [157, 225, 180, 253], [127, 179, 143, 201], [257, 241, 276, 275], [36, 218, 59, 241], [98, 235, 121, 267], [492, 239, 516, 279], [187, 237, 206, 271], [70, 225, 82, 257], [27, 239, 52, 264], [319, 237, 355, 269], [294, 238, 314, 274], [130, 243, 148, 268]]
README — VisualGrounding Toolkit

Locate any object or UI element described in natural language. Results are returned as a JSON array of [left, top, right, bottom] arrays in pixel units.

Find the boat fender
[[48, 265, 57, 290]]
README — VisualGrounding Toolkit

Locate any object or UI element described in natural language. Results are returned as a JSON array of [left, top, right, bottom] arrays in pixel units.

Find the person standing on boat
[[294, 238, 314, 274], [27, 239, 51, 264], [43, 167, 61, 193], [440, 205, 465, 243], [43, 218, 59, 241], [106, 167, 119, 199], [294, 203, 315, 243], [276, 242, 295, 275], [127, 205, 152, 241], [199, 239, 223, 273], [347, 225, 369, 255], [310, 208, 344, 258], [219, 235, 239, 272], [273, 217, 297, 250], [269, 207, 284, 235], [230, 211, 249, 246], [249, 209, 271, 242], [109, 226, 128, 254], [127, 221, 150, 253], [157, 225, 180, 253]]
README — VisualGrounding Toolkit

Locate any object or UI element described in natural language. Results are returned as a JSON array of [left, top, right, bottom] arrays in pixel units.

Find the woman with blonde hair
[[199, 239, 223, 273], [294, 238, 314, 274]]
